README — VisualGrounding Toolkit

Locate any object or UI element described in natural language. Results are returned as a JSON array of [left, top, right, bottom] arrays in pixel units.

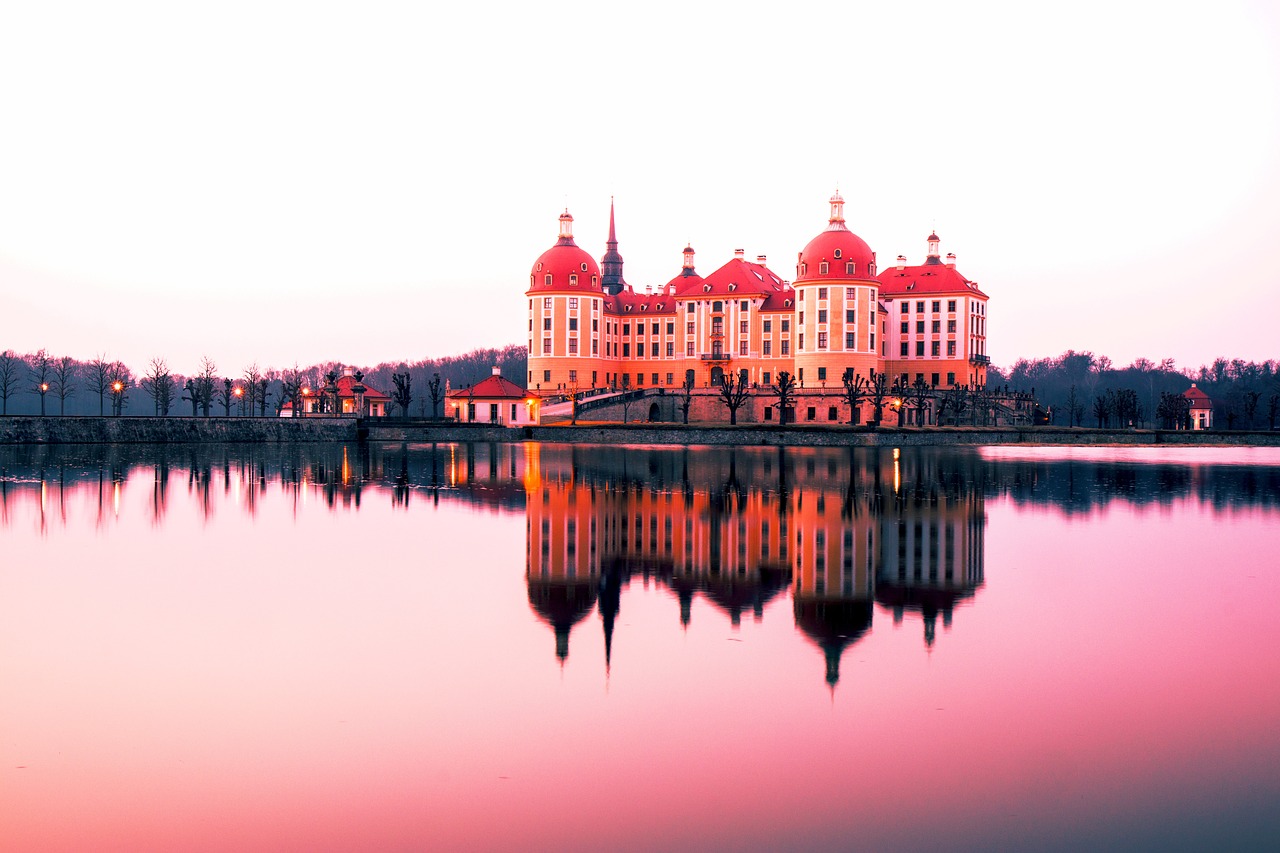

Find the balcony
[[700, 353, 732, 361], [970, 354, 991, 366]]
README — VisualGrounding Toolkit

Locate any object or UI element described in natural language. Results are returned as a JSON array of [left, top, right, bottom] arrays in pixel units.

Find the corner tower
[[526, 210, 609, 392], [792, 192, 882, 396]]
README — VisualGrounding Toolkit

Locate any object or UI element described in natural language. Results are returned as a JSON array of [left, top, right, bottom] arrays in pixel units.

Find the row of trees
[[998, 351, 1280, 429], [0, 345, 524, 418]]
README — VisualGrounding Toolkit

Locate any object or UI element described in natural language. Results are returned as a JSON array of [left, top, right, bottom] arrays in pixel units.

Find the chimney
[[492, 366, 501, 376], [896, 254, 907, 271], [756, 254, 767, 265], [734, 248, 745, 259], [945, 252, 957, 269], [343, 367, 354, 377]]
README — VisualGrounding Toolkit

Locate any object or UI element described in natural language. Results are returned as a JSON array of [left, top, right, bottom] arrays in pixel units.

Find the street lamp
[[234, 385, 244, 416], [39, 382, 49, 416], [111, 380, 125, 417]]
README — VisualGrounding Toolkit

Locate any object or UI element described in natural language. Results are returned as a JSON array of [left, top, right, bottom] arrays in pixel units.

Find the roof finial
[[827, 190, 848, 231], [558, 210, 574, 243]]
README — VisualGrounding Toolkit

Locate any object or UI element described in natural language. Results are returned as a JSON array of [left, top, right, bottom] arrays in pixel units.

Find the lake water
[[2, 442, 1279, 852]]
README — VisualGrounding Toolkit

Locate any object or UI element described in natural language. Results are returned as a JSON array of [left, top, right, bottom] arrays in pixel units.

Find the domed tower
[[792, 192, 882, 398], [526, 210, 610, 392]]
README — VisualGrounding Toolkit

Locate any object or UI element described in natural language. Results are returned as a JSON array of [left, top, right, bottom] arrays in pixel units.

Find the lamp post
[[234, 385, 244, 417], [39, 382, 49, 416], [111, 380, 124, 417], [301, 387, 311, 417]]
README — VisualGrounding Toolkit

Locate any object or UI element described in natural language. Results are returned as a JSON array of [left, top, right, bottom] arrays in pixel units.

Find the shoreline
[[2, 415, 1278, 447]]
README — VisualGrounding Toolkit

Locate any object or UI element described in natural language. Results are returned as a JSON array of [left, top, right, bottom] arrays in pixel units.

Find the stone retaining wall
[[0, 416, 352, 444]]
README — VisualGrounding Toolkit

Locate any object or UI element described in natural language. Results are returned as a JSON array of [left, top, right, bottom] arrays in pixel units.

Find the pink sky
[[1, 2, 1278, 376]]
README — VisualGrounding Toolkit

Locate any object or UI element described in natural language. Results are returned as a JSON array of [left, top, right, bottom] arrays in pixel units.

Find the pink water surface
[[1, 444, 1277, 852]]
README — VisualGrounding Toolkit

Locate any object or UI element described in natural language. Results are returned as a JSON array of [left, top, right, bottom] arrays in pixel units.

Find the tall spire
[[600, 197, 627, 295]]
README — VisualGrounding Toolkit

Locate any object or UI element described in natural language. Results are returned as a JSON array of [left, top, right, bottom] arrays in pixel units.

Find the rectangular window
[[763, 340, 772, 355], [544, 318, 552, 330], [817, 331, 828, 349], [739, 341, 748, 355], [543, 370, 551, 382], [687, 321, 695, 335], [741, 300, 749, 311], [948, 300, 956, 312], [569, 338, 578, 354], [687, 342, 694, 356], [916, 341, 925, 356], [818, 287, 828, 299], [652, 373, 659, 385], [666, 373, 673, 385], [568, 297, 578, 309], [846, 309, 855, 323], [511, 403, 517, 421], [817, 367, 827, 381], [916, 301, 925, 313], [932, 300, 941, 313], [900, 301, 907, 313], [623, 343, 630, 357], [900, 321, 909, 334], [846, 332, 855, 349], [799, 334, 805, 350], [947, 371, 955, 385], [651, 343, 659, 356], [807, 406, 816, 421], [781, 319, 790, 332], [818, 309, 828, 323], [948, 319, 956, 332], [569, 318, 578, 331], [764, 406, 772, 420], [544, 297, 552, 309], [666, 342, 674, 357], [828, 406, 838, 421], [636, 374, 643, 386], [932, 320, 940, 333], [900, 342, 909, 356], [916, 320, 925, 334], [740, 320, 749, 334], [667, 322, 674, 334], [592, 340, 598, 355], [947, 341, 956, 356], [568, 370, 577, 383], [592, 319, 598, 331], [763, 372, 772, 385], [763, 319, 772, 333], [543, 339, 552, 354], [846, 287, 856, 300], [781, 340, 790, 355], [931, 341, 940, 357], [931, 373, 939, 386], [799, 311, 804, 324]]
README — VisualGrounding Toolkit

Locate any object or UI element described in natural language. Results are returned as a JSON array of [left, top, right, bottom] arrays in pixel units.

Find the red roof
[[879, 262, 987, 298], [796, 226, 877, 282], [330, 375, 390, 401], [676, 257, 787, 299], [610, 287, 679, 316], [1183, 385, 1211, 405], [447, 373, 528, 401]]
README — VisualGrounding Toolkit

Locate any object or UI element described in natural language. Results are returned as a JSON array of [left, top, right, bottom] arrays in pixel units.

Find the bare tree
[[1267, 392, 1279, 430], [1065, 384, 1082, 427], [258, 377, 271, 417], [619, 374, 634, 424], [143, 358, 175, 416], [679, 373, 694, 425], [771, 371, 796, 425], [717, 370, 751, 425], [182, 379, 200, 416], [86, 354, 111, 415], [51, 356, 77, 415], [867, 370, 890, 426], [30, 349, 52, 415], [243, 364, 262, 417], [1243, 390, 1261, 428], [197, 356, 218, 416], [1092, 391, 1112, 428], [391, 369, 413, 417], [908, 376, 933, 426], [0, 350, 22, 415], [841, 369, 868, 425], [219, 378, 233, 416], [428, 372, 443, 418], [108, 362, 132, 416]]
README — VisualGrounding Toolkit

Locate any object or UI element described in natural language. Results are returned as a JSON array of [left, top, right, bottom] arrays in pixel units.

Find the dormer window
[[846, 262, 855, 274], [728, 284, 737, 292], [834, 249, 842, 259], [569, 274, 578, 286], [819, 262, 829, 275], [580, 263, 588, 272], [544, 274, 552, 285], [703, 284, 711, 292], [801, 263, 808, 275], [592, 276, 598, 286], [536, 263, 543, 271]]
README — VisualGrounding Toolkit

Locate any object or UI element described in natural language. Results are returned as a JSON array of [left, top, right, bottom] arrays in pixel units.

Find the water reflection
[[7, 441, 1278, 689]]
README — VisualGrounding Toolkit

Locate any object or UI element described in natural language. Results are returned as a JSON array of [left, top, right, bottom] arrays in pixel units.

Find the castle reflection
[[522, 445, 986, 685], [5, 441, 1279, 686]]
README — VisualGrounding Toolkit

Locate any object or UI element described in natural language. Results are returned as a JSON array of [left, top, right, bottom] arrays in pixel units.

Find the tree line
[[0, 344, 527, 418], [992, 351, 1280, 429]]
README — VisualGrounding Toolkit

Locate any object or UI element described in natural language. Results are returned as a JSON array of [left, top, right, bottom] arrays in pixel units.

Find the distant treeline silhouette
[[2, 344, 1276, 427], [988, 351, 1280, 429], [0, 345, 526, 417]]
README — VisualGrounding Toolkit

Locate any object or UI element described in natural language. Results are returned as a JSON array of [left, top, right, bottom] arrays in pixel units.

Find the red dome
[[796, 228, 876, 282], [796, 194, 876, 282], [527, 211, 603, 294]]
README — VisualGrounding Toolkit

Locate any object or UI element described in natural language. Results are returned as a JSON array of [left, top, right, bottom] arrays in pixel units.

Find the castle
[[525, 194, 991, 424]]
